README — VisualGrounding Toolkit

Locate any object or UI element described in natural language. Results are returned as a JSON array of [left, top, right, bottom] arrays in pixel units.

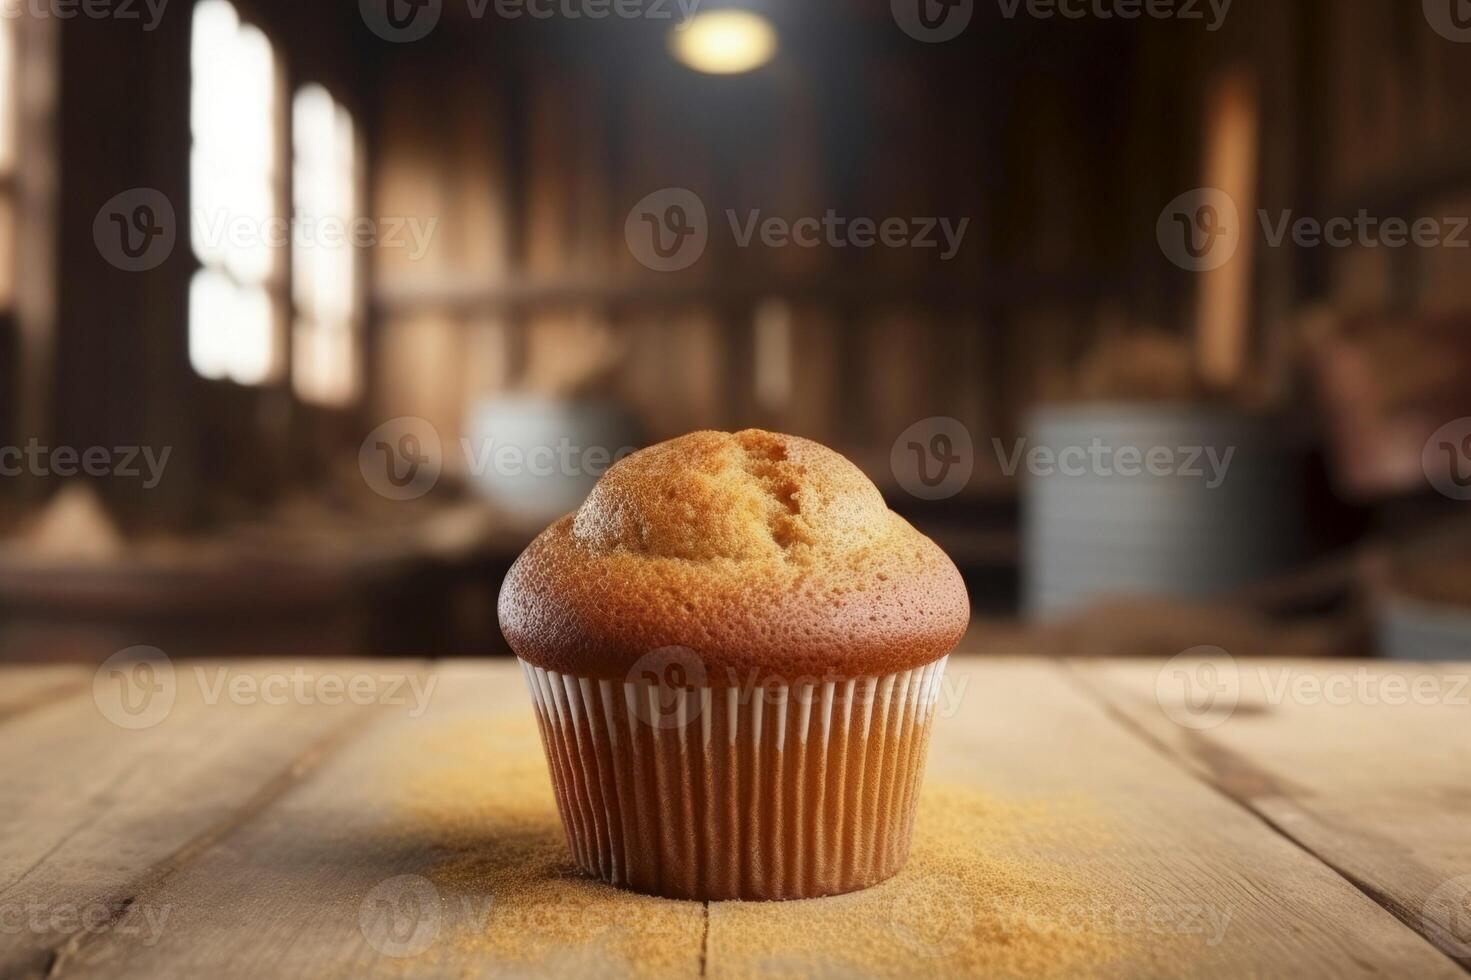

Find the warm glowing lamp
[[669, 10, 778, 75]]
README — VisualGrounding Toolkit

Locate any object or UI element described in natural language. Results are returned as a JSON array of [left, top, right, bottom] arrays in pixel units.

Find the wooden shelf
[[371, 271, 1117, 319]]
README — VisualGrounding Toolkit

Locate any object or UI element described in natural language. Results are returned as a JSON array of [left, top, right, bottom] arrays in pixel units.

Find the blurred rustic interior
[[1, 0, 1469, 662]]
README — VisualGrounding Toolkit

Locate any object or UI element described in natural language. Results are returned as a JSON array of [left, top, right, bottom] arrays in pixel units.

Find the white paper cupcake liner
[[519, 656, 948, 901]]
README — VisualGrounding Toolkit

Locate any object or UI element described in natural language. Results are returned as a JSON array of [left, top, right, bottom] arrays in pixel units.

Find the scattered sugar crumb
[[382, 713, 1185, 978], [708, 784, 1135, 978]]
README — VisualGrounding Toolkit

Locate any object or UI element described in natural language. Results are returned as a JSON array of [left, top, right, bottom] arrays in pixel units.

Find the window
[[189, 0, 283, 385], [189, 2, 363, 405], [291, 85, 361, 406]]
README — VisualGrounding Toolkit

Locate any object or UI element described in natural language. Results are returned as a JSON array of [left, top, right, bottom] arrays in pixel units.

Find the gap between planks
[[699, 901, 710, 977], [1052, 658, 1471, 976]]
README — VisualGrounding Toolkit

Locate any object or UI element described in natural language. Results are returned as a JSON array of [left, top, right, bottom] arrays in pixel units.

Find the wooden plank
[[0, 664, 88, 722], [52, 662, 705, 980], [1070, 656, 1471, 969], [708, 658, 1462, 978], [0, 659, 423, 979], [9, 657, 1462, 979]]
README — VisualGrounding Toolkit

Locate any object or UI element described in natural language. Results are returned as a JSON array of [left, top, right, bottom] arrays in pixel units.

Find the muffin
[[498, 429, 969, 900]]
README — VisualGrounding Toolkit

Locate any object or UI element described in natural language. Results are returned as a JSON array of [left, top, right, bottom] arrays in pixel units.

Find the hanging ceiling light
[[669, 10, 778, 75]]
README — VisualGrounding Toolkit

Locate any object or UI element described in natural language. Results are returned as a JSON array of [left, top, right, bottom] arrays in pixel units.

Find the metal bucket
[[1022, 403, 1303, 618], [1376, 595, 1471, 661]]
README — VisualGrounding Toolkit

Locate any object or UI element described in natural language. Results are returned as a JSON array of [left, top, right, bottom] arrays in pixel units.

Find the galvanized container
[[1022, 403, 1303, 618], [1377, 595, 1471, 661]]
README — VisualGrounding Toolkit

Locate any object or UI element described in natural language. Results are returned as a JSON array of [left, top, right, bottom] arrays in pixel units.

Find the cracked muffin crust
[[498, 429, 970, 680]]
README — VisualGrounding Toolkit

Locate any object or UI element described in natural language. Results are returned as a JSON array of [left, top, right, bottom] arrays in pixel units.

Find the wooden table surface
[[3, 655, 1469, 978]]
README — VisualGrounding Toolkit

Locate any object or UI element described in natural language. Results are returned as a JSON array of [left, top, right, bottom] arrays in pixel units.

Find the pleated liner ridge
[[519, 656, 948, 901]]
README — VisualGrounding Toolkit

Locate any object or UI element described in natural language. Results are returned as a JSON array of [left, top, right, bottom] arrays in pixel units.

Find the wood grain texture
[[0, 657, 1464, 979], [0, 660, 421, 979], [1070, 657, 1471, 969], [40, 662, 705, 980], [707, 658, 1462, 979], [0, 664, 87, 722]]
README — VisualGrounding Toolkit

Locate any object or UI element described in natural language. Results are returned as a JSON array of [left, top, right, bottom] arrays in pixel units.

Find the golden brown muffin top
[[497, 429, 969, 682]]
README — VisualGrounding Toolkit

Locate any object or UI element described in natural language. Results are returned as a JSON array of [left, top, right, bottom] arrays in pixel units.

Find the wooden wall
[[8, 0, 1467, 530], [368, 13, 1131, 497], [4, 1, 372, 530], [1125, 0, 1471, 366]]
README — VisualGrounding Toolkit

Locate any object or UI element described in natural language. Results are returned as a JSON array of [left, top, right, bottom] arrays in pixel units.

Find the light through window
[[189, 0, 282, 385], [291, 85, 360, 406]]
